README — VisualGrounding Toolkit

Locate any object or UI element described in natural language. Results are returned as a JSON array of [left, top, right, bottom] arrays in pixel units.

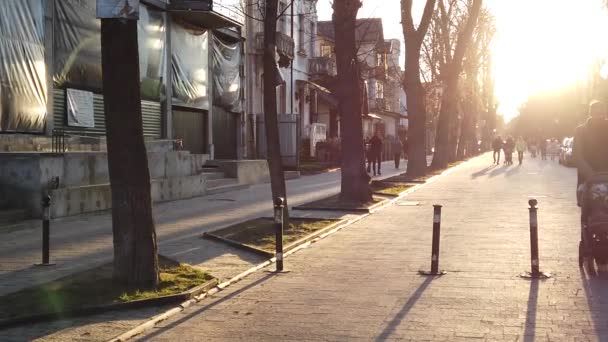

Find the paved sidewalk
[[0, 160, 405, 297], [3, 154, 595, 341], [125, 154, 600, 341]]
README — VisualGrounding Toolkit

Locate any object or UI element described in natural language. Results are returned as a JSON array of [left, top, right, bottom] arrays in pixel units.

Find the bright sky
[[317, 0, 608, 122]]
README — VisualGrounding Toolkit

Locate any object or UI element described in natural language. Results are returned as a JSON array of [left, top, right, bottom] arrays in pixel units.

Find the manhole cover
[[209, 198, 236, 202], [396, 201, 420, 206]]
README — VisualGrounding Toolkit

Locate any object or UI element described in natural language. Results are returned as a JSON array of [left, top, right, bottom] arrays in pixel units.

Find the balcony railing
[[309, 57, 337, 78], [256, 32, 295, 60]]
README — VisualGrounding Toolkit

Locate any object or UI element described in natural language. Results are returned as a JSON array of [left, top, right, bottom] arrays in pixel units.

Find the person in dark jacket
[[574, 100, 608, 188], [492, 136, 503, 165], [369, 133, 383, 176]]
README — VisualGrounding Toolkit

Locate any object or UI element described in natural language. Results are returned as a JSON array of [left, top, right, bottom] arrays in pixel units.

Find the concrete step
[[207, 178, 239, 188], [206, 182, 250, 196], [202, 171, 226, 180], [0, 209, 27, 225]]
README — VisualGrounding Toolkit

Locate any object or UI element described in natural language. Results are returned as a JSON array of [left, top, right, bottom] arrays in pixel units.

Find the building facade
[[243, 0, 318, 166], [0, 0, 246, 160]]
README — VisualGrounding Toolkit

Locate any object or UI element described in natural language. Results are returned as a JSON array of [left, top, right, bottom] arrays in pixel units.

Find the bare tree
[[456, 8, 494, 158], [100, 19, 159, 289], [401, 0, 437, 177], [430, 0, 482, 169], [332, 0, 373, 202]]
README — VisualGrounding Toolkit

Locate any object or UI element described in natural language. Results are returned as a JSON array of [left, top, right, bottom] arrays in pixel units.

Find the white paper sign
[[67, 89, 95, 128], [97, 0, 139, 19]]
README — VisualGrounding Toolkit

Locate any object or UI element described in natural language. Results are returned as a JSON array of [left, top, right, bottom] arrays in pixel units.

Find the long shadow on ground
[[374, 277, 433, 341], [582, 269, 608, 342]]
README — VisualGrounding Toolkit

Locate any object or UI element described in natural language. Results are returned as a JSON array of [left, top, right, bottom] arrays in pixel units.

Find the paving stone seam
[[105, 157, 478, 342]]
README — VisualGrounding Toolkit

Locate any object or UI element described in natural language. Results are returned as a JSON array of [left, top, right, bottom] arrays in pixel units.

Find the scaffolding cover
[[171, 24, 209, 110], [54, 1, 166, 100], [212, 34, 241, 112], [0, 0, 47, 132]]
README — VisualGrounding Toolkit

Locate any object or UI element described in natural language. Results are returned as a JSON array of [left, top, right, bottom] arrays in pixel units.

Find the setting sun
[[490, 0, 608, 121]]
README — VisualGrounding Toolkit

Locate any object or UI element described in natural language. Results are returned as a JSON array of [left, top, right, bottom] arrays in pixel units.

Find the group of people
[[527, 138, 561, 160], [364, 133, 409, 176], [491, 136, 527, 165], [491, 135, 562, 166]]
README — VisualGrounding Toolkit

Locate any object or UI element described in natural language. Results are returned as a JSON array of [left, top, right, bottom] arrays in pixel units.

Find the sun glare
[[491, 0, 608, 121]]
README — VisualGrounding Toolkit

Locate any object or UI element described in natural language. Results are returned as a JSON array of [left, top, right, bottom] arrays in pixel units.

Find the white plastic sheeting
[[212, 34, 242, 113], [0, 0, 46, 132], [171, 24, 209, 110], [54, 1, 166, 100]]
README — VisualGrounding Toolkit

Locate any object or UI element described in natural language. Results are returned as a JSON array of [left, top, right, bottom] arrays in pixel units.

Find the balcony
[[256, 32, 295, 61], [309, 57, 337, 79], [374, 65, 387, 80], [170, 0, 244, 28], [374, 98, 387, 111]]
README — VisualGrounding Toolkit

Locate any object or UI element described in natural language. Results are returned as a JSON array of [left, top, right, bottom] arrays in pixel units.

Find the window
[[277, 83, 287, 114], [321, 44, 332, 57], [278, 2, 288, 34], [309, 21, 315, 57], [298, 14, 305, 54], [376, 83, 384, 99]]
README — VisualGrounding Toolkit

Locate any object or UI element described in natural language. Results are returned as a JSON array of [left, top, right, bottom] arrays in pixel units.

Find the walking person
[[369, 132, 383, 176], [549, 138, 560, 161], [391, 137, 403, 169], [503, 136, 515, 165], [492, 135, 503, 165], [529, 139, 538, 158], [515, 136, 527, 165], [540, 138, 548, 160]]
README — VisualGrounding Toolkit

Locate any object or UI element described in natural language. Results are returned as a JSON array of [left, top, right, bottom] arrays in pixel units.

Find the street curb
[[292, 198, 389, 213], [106, 156, 477, 341]]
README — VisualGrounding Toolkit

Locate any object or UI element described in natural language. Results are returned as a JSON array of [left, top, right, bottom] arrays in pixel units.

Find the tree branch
[[416, 0, 437, 44]]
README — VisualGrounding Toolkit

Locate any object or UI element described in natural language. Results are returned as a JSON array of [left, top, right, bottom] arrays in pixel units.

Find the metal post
[[529, 200, 540, 275], [274, 197, 285, 272], [521, 199, 550, 279], [420, 205, 446, 276], [36, 195, 55, 266]]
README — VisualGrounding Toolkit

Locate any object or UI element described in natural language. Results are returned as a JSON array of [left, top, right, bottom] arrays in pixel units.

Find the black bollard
[[274, 197, 285, 272], [521, 199, 550, 279], [420, 205, 446, 276], [36, 195, 55, 266]]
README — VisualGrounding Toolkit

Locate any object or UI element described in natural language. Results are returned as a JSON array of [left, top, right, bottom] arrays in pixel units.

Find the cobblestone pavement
[[0, 161, 406, 341], [122, 153, 602, 342]]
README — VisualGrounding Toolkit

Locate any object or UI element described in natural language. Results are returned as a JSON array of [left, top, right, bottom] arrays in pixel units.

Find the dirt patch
[[371, 182, 415, 196], [206, 217, 339, 252], [294, 194, 384, 212]]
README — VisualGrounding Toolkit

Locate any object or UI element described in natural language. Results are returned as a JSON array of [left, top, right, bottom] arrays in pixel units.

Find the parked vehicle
[[559, 137, 574, 166]]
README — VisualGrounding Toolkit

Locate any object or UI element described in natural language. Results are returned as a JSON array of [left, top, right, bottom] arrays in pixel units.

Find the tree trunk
[[333, 0, 372, 202], [100, 19, 159, 290], [400, 0, 436, 178], [431, 75, 458, 169], [263, 0, 289, 218], [456, 110, 467, 159], [403, 45, 428, 178]]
